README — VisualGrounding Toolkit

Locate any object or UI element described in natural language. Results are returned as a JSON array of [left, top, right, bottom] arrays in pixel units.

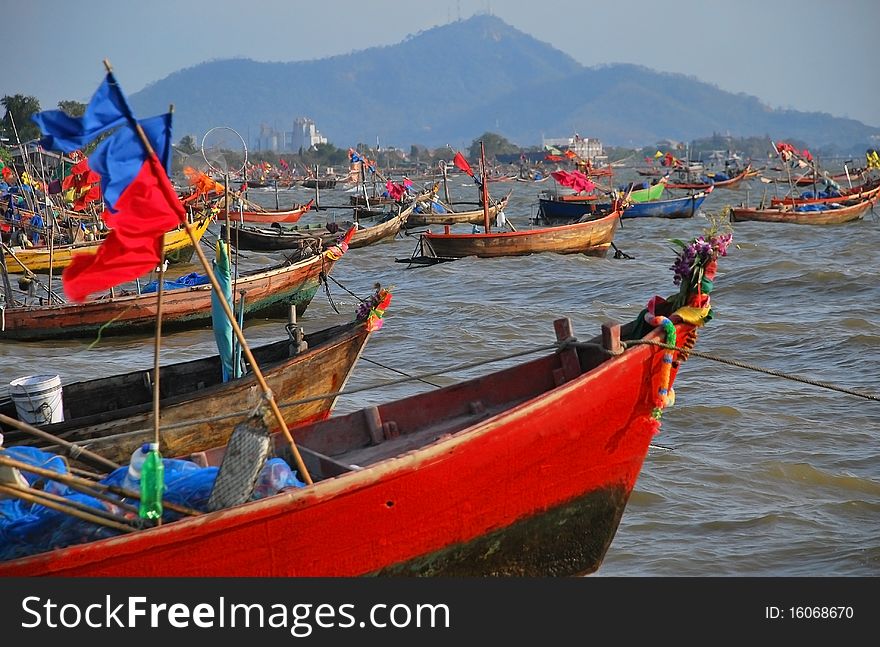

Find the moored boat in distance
[[729, 195, 876, 225], [621, 186, 714, 219], [420, 208, 621, 259], [0, 230, 355, 341], [218, 199, 314, 225]]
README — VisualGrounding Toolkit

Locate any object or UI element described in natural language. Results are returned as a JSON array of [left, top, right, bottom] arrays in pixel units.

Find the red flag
[[453, 151, 474, 176], [551, 170, 572, 185], [62, 157, 102, 211], [551, 170, 595, 194], [62, 154, 185, 302]]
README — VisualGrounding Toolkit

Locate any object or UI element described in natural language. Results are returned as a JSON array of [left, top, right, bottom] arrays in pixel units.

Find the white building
[[253, 117, 328, 152], [542, 134, 605, 162], [290, 117, 327, 152]]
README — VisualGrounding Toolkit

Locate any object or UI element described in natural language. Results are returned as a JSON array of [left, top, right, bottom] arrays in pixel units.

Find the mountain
[[129, 14, 879, 151]]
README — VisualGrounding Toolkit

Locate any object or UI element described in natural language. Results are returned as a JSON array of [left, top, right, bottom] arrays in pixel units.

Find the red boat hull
[[0, 320, 686, 577], [220, 200, 314, 224]]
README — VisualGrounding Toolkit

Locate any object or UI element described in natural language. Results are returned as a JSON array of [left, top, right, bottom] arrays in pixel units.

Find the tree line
[[1, 93, 828, 175]]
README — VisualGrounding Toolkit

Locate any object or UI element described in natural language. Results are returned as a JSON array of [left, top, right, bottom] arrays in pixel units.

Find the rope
[[359, 356, 443, 388], [324, 274, 367, 303], [62, 343, 561, 444], [610, 241, 635, 259], [318, 260, 340, 314], [57, 335, 878, 452], [626, 339, 880, 401]]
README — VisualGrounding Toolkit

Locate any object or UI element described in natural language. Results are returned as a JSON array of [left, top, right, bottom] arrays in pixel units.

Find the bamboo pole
[[6, 112, 37, 213], [152, 247, 167, 450], [442, 161, 452, 206], [101, 60, 314, 485], [480, 141, 490, 233], [0, 244, 16, 307], [0, 454, 139, 515], [0, 412, 120, 472], [0, 241, 65, 303], [0, 454, 200, 517], [0, 483, 136, 533], [36, 150, 59, 292], [360, 161, 370, 211]]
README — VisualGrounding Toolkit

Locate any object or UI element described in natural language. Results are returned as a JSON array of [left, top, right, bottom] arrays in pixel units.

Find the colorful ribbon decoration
[[644, 310, 677, 418], [364, 288, 392, 332], [323, 226, 356, 261]]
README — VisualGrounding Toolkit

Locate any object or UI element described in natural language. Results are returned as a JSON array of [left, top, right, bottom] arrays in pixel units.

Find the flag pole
[[480, 141, 490, 233], [101, 60, 314, 485]]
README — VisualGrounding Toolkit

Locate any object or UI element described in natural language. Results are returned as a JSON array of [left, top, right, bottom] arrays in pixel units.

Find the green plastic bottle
[[138, 442, 165, 520]]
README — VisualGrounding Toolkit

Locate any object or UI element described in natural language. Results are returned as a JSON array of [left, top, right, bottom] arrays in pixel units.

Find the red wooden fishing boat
[[0, 227, 730, 575], [219, 199, 314, 224]]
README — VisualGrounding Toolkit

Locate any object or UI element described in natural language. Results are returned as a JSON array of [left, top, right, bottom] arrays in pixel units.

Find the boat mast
[[480, 141, 490, 233], [0, 245, 16, 307]]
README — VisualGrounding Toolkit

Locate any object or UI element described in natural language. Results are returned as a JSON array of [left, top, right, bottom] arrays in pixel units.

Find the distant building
[[290, 117, 327, 152], [253, 117, 327, 152], [542, 134, 605, 162]]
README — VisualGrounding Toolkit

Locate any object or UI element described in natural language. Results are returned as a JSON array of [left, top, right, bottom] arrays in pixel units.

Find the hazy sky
[[5, 0, 879, 127]]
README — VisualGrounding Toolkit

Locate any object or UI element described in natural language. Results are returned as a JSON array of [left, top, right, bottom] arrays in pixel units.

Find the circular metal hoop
[[200, 126, 248, 176]]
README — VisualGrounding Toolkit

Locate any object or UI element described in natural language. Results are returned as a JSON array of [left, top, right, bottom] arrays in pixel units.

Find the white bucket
[[9, 374, 64, 425]]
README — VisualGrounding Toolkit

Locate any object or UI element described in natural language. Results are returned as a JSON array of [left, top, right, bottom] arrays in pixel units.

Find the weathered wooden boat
[[1, 215, 212, 274], [621, 186, 713, 219], [405, 193, 510, 228], [0, 229, 728, 575], [769, 177, 880, 206], [666, 165, 752, 190], [0, 235, 352, 341], [0, 316, 376, 466], [729, 195, 876, 225], [301, 177, 337, 189], [421, 209, 621, 259], [222, 200, 416, 252], [344, 200, 416, 249], [218, 199, 314, 225], [536, 195, 603, 222], [349, 194, 395, 208], [219, 223, 324, 253]]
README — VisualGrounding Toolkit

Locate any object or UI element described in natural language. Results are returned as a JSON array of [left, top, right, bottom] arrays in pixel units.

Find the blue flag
[[31, 75, 129, 151]]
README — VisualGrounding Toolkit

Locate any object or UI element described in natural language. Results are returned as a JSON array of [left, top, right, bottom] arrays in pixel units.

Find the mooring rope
[[625, 339, 880, 401], [59, 343, 561, 444], [358, 356, 443, 388], [323, 274, 367, 306], [320, 276, 441, 388], [53, 335, 876, 450]]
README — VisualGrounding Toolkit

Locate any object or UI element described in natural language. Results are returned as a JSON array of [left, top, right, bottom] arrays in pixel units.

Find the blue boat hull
[[621, 192, 710, 219]]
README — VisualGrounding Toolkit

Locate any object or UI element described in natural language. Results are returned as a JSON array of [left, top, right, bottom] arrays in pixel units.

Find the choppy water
[[2, 173, 878, 576]]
